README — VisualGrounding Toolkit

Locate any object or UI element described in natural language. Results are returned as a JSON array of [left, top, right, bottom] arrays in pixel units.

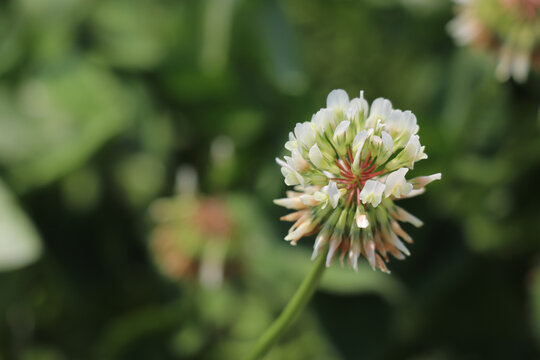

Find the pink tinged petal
[[286, 190, 303, 198], [376, 255, 391, 274], [388, 232, 410, 256], [339, 248, 347, 267], [300, 194, 319, 206], [374, 232, 388, 260], [391, 221, 413, 243], [363, 237, 376, 271], [326, 235, 342, 267], [291, 148, 309, 172], [284, 221, 314, 245], [280, 211, 305, 222], [273, 197, 305, 210], [387, 246, 406, 260], [410, 173, 441, 189], [396, 188, 425, 199], [312, 231, 330, 260], [381, 227, 410, 257], [356, 214, 369, 228], [349, 239, 362, 272], [393, 206, 424, 227], [288, 213, 310, 233]]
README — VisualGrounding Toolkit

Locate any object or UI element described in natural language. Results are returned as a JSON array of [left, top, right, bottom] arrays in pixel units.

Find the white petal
[[327, 89, 349, 110], [333, 120, 350, 139], [359, 180, 385, 207], [312, 108, 335, 130], [384, 168, 410, 198], [326, 235, 342, 267], [369, 97, 393, 120], [381, 131, 393, 151], [308, 143, 324, 168], [284, 221, 313, 243], [273, 197, 305, 210], [326, 181, 341, 208], [411, 173, 441, 189], [352, 129, 371, 152], [356, 214, 369, 228], [300, 194, 319, 206], [294, 122, 316, 148], [291, 148, 309, 171]]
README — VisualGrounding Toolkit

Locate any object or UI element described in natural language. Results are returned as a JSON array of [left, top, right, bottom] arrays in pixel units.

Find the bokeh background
[[1, 0, 540, 359]]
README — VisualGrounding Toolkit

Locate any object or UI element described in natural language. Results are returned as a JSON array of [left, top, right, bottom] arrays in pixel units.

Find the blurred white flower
[[448, 0, 540, 83]]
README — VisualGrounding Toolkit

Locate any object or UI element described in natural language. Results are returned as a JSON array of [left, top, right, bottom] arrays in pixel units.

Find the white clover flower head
[[274, 89, 441, 273], [448, 0, 540, 83]]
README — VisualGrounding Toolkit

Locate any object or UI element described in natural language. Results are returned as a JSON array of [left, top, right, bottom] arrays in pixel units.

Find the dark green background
[[1, 0, 540, 359]]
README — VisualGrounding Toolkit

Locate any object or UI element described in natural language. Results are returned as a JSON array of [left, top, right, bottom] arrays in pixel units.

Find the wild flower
[[274, 90, 440, 273], [448, 0, 540, 83], [149, 166, 238, 288]]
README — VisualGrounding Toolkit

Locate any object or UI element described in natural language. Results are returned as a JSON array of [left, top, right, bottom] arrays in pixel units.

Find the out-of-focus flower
[[448, 0, 540, 83], [149, 167, 240, 289], [274, 90, 440, 273]]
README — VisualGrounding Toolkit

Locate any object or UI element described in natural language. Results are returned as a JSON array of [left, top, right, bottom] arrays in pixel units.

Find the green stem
[[246, 250, 328, 360]]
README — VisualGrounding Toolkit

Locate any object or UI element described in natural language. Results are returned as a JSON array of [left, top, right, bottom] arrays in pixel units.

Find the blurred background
[[1, 0, 540, 359]]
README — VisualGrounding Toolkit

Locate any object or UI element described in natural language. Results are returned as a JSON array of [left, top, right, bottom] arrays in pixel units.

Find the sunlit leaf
[[0, 179, 42, 272], [0, 60, 133, 192]]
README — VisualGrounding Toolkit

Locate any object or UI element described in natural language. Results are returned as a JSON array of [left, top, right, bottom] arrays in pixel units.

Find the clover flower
[[149, 167, 240, 289], [448, 0, 540, 83], [274, 90, 440, 273]]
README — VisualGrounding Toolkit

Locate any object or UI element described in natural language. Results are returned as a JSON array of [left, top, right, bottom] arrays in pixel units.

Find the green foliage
[[0, 180, 42, 272], [0, 0, 539, 359]]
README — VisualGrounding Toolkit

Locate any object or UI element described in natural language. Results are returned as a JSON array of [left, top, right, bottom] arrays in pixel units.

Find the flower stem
[[246, 251, 328, 360]]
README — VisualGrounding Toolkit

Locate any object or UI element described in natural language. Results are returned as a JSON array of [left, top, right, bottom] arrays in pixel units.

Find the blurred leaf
[[0, 60, 133, 192], [200, 0, 236, 75], [258, 0, 307, 95], [0, 15, 25, 76], [60, 166, 101, 212], [95, 301, 185, 360], [0, 179, 42, 272], [530, 264, 540, 345], [114, 153, 165, 208], [171, 323, 206, 357], [21, 347, 66, 360], [91, 0, 181, 70]]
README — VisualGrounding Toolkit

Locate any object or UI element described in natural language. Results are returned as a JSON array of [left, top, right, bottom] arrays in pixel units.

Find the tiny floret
[[275, 89, 440, 273]]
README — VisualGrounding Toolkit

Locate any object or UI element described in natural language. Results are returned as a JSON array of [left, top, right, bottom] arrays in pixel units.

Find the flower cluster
[[448, 0, 540, 83], [148, 168, 240, 289], [274, 89, 440, 273]]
